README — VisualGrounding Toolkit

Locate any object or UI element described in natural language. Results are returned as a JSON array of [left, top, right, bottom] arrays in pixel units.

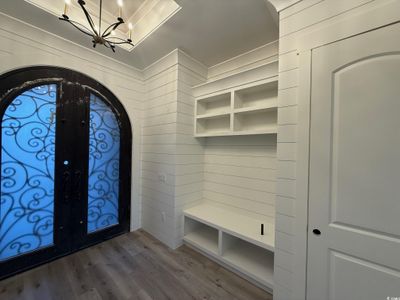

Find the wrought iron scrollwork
[[0, 84, 57, 261], [87, 94, 120, 233]]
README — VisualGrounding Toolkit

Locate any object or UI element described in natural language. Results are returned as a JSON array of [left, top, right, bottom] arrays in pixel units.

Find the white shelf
[[222, 233, 274, 290], [194, 78, 278, 138], [234, 81, 278, 110], [234, 103, 277, 114], [184, 228, 219, 256], [196, 114, 231, 136], [196, 111, 231, 120], [196, 92, 231, 116], [184, 203, 274, 252], [184, 217, 219, 256]]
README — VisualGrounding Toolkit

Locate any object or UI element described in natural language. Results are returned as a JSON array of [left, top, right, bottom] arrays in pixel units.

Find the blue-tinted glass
[[87, 94, 120, 233], [0, 84, 57, 261]]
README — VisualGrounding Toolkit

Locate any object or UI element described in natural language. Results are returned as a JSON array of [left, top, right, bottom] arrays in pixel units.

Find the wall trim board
[[207, 40, 279, 81], [292, 50, 311, 300], [280, 0, 324, 20], [143, 48, 208, 81], [193, 62, 278, 98]]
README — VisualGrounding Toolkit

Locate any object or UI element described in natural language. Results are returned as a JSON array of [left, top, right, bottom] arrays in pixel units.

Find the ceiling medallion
[[59, 0, 133, 52]]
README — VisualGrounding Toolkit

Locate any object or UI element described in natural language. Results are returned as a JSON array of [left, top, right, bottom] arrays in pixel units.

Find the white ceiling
[[102, 0, 146, 18], [0, 0, 280, 69]]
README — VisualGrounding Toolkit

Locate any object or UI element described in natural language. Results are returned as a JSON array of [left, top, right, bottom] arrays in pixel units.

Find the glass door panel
[[87, 94, 120, 233], [0, 84, 57, 261]]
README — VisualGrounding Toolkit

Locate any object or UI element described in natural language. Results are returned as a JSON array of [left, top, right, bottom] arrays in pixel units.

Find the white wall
[[203, 135, 276, 223], [274, 0, 400, 299], [0, 12, 144, 230], [141, 49, 207, 248]]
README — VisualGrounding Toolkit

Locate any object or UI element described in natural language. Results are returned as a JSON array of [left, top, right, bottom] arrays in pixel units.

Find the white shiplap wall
[[203, 135, 276, 223], [189, 42, 279, 226], [275, 0, 400, 299], [174, 58, 208, 247], [0, 12, 144, 230], [141, 50, 207, 248]]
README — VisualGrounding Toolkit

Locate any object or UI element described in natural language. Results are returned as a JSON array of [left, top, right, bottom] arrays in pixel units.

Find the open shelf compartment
[[196, 92, 231, 116], [196, 114, 231, 136], [221, 232, 274, 290], [234, 80, 278, 110], [233, 109, 277, 135], [184, 217, 219, 255]]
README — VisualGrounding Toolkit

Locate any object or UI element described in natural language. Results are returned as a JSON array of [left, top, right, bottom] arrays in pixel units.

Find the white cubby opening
[[197, 93, 231, 116], [184, 217, 219, 255], [221, 232, 274, 289], [234, 81, 278, 110], [196, 114, 231, 136], [234, 108, 278, 134]]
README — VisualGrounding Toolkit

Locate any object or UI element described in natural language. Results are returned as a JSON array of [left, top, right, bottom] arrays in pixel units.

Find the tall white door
[[307, 23, 400, 300]]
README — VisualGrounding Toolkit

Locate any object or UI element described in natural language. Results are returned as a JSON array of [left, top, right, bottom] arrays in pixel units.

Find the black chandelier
[[60, 0, 134, 52]]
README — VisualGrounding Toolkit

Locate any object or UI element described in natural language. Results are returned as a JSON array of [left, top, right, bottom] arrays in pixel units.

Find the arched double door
[[0, 67, 132, 278]]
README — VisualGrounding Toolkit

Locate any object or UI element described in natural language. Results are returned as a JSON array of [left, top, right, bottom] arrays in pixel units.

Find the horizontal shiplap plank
[[274, 266, 293, 291], [203, 190, 275, 217], [279, 51, 299, 72], [204, 163, 276, 181], [280, 0, 324, 20], [280, 0, 374, 37], [279, 69, 299, 90], [276, 196, 295, 217], [275, 231, 294, 254], [204, 172, 276, 193], [278, 125, 297, 143], [276, 213, 295, 235], [277, 143, 297, 161], [278, 87, 298, 107], [277, 161, 296, 179], [278, 106, 298, 125], [204, 181, 275, 204]]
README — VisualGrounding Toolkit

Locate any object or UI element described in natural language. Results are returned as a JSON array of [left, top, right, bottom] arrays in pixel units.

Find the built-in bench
[[183, 203, 275, 292]]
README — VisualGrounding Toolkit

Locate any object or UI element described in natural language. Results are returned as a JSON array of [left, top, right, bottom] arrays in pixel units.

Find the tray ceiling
[[0, 0, 280, 69]]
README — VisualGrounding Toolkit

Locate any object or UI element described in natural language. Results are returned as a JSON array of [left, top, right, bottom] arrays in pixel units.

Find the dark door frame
[[0, 66, 132, 279]]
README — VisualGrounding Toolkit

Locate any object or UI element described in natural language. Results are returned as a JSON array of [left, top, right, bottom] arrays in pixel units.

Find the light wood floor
[[0, 230, 273, 300]]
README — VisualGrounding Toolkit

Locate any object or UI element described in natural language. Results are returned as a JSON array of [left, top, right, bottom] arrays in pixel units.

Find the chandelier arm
[[102, 20, 124, 38], [69, 20, 95, 35], [105, 41, 116, 53], [59, 18, 94, 37], [78, 0, 98, 35]]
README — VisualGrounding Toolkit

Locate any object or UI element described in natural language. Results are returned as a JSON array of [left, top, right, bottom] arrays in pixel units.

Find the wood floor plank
[[0, 230, 273, 300]]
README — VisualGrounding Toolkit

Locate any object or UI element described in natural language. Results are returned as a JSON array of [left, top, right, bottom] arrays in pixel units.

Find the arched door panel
[[0, 67, 132, 279]]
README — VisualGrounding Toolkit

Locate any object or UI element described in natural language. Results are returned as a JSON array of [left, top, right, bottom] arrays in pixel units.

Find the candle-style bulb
[[117, 0, 123, 18], [64, 0, 71, 16], [128, 23, 133, 40]]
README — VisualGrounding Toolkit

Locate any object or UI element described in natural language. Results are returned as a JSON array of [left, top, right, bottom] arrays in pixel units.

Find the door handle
[[312, 229, 321, 236]]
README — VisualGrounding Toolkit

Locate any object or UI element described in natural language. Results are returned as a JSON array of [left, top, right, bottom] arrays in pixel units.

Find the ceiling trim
[[267, 0, 303, 12]]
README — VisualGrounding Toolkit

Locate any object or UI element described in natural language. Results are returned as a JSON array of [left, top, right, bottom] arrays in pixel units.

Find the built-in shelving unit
[[194, 78, 278, 137], [188, 60, 278, 293], [183, 203, 275, 292]]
